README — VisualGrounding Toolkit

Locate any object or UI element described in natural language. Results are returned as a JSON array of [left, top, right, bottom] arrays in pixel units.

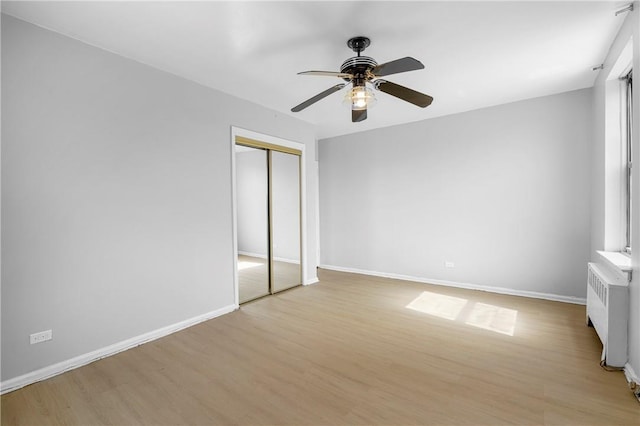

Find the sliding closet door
[[235, 145, 270, 303], [235, 136, 302, 303], [271, 151, 301, 292]]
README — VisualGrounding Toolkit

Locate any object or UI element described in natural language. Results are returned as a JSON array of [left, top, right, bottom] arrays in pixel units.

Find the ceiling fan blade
[[352, 108, 367, 122], [298, 71, 352, 78], [370, 57, 424, 77], [374, 80, 433, 108], [291, 83, 347, 112]]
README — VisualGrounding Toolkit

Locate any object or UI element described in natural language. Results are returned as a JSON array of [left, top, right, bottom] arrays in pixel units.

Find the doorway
[[233, 133, 303, 304]]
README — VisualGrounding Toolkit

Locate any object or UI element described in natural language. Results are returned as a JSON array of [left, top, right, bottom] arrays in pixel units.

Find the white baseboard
[[319, 264, 586, 305], [304, 276, 319, 285], [0, 303, 238, 395], [238, 251, 299, 264], [238, 250, 267, 259], [625, 362, 639, 386], [624, 363, 640, 401]]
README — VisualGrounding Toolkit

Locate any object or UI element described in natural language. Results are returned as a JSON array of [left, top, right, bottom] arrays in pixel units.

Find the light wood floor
[[238, 255, 300, 303], [3, 269, 640, 425], [238, 255, 270, 302]]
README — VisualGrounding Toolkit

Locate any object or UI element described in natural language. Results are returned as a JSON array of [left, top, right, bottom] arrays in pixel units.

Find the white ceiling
[[1, 1, 627, 139]]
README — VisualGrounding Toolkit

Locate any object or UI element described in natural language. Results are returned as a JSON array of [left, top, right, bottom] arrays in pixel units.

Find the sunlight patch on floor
[[465, 302, 518, 336], [238, 260, 263, 270], [405, 291, 468, 320], [405, 291, 518, 336]]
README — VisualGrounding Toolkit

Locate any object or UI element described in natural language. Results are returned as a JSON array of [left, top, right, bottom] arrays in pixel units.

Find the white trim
[[596, 251, 633, 282], [230, 127, 240, 308], [304, 276, 319, 285], [238, 250, 266, 259], [319, 264, 586, 305], [625, 362, 640, 386], [315, 155, 321, 269], [232, 127, 306, 154], [230, 127, 308, 305], [0, 304, 237, 395], [597, 250, 632, 273], [238, 250, 300, 265]]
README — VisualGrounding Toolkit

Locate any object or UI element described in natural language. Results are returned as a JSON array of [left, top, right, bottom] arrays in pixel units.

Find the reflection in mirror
[[271, 151, 301, 292], [236, 145, 270, 303]]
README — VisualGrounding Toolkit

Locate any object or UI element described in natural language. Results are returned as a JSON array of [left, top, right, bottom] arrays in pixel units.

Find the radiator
[[586, 262, 629, 367]]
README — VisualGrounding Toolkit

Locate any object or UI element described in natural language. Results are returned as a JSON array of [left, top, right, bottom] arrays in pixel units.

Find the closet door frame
[[231, 127, 306, 306]]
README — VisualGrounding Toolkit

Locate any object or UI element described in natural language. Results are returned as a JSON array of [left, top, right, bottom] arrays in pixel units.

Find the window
[[624, 70, 632, 254], [604, 38, 632, 255]]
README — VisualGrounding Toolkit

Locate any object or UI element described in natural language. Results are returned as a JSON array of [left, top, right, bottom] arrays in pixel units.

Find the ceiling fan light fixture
[[291, 36, 432, 121], [343, 85, 376, 110]]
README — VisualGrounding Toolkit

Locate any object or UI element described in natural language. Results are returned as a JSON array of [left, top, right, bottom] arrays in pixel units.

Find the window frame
[[623, 69, 633, 255]]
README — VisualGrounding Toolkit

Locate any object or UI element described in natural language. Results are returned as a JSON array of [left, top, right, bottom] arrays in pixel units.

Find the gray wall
[[1, 15, 318, 382], [319, 88, 592, 299], [271, 151, 301, 263], [591, 8, 640, 380], [236, 149, 301, 262], [236, 149, 269, 257]]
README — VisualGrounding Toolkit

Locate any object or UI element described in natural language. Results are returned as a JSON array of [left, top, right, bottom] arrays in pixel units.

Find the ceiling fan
[[291, 36, 434, 123]]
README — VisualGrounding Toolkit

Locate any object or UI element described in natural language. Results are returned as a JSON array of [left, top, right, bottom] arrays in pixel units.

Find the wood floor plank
[[3, 269, 640, 425]]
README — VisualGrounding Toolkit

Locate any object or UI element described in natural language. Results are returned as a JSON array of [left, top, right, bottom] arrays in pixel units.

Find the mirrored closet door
[[235, 145, 270, 303], [235, 137, 301, 304], [271, 150, 301, 293]]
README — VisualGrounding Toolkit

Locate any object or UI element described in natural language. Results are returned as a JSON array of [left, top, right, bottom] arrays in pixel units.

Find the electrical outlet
[[445, 261, 455, 268], [30, 329, 52, 345]]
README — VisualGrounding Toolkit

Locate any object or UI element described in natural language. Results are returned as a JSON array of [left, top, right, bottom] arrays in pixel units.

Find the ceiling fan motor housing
[[340, 56, 378, 84]]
